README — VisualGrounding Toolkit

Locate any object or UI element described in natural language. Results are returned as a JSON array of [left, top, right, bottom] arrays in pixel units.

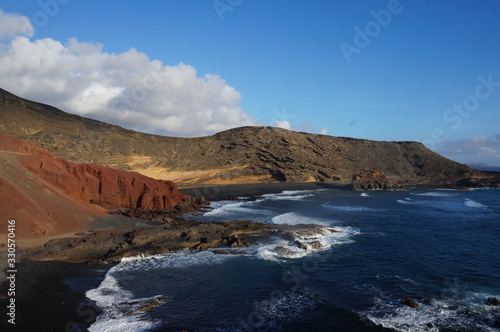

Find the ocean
[[84, 188, 500, 331]]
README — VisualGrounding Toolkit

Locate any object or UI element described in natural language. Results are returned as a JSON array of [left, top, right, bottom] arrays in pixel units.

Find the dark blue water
[[87, 189, 500, 331]]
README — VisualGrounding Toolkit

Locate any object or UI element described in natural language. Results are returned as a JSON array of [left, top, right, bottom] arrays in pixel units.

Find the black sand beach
[[0, 259, 108, 331], [180, 181, 350, 200], [0, 215, 163, 331]]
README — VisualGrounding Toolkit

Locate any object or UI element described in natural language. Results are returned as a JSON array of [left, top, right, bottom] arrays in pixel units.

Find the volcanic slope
[[0, 88, 479, 186], [0, 132, 199, 239]]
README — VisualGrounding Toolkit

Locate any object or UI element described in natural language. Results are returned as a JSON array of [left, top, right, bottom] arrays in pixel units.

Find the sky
[[0, 0, 499, 164]]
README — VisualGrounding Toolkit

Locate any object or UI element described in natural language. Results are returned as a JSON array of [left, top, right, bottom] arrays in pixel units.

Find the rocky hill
[[0, 133, 200, 238], [0, 88, 487, 187]]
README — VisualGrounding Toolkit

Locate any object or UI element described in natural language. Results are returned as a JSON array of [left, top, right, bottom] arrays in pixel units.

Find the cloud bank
[[0, 10, 255, 137], [0, 9, 33, 40], [437, 134, 500, 165]]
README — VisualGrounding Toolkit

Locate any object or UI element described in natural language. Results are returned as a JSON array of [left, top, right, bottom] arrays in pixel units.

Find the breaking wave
[[364, 291, 500, 332]]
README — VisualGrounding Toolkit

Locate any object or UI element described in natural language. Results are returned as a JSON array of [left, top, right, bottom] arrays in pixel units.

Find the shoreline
[[2, 181, 499, 330], [0, 214, 164, 331], [0, 184, 348, 330], [179, 181, 351, 200], [0, 259, 108, 331]]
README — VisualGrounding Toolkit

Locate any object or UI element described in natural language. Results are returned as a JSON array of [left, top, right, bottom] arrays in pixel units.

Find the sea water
[[86, 188, 500, 331]]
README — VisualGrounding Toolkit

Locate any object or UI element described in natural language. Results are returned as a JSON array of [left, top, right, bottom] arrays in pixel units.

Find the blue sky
[[0, 0, 499, 164]]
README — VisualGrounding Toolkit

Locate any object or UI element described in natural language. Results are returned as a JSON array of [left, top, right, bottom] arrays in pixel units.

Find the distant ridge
[[0, 88, 491, 188], [467, 163, 500, 172]]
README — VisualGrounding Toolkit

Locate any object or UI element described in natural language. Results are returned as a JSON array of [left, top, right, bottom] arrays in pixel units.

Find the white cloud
[[0, 12, 256, 137], [0, 10, 33, 40], [274, 120, 292, 130], [318, 128, 328, 135], [437, 134, 500, 165]]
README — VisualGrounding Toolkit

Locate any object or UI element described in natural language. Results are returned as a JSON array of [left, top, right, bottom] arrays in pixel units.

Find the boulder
[[274, 246, 293, 256], [121, 297, 167, 317], [401, 297, 419, 308], [311, 241, 323, 249], [486, 297, 500, 306], [294, 240, 309, 251]]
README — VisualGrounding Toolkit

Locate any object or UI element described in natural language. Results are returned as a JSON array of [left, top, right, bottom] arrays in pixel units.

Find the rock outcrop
[[486, 297, 500, 306], [21, 217, 337, 264], [351, 169, 403, 191], [401, 297, 419, 308]]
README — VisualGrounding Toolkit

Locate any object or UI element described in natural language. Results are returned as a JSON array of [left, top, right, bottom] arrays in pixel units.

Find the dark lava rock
[[121, 297, 167, 317], [487, 297, 500, 306], [351, 169, 402, 191], [294, 240, 309, 251], [274, 246, 293, 256], [401, 297, 419, 308], [310, 241, 323, 249]]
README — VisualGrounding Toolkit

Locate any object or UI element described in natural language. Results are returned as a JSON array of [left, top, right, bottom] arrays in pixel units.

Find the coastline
[[0, 259, 108, 331], [179, 181, 351, 200], [0, 183, 347, 330], [2, 180, 499, 330], [0, 214, 162, 331]]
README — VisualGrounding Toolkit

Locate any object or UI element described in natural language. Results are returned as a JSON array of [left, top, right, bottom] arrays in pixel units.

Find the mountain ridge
[[0, 88, 489, 187]]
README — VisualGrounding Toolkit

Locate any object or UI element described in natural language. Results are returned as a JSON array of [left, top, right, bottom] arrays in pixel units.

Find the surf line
[[235, 234, 346, 330]]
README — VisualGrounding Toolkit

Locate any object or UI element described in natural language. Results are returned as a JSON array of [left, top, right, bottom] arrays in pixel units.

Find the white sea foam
[[397, 198, 414, 205], [116, 249, 239, 272], [202, 190, 319, 220], [360, 192, 371, 197], [256, 226, 359, 261], [86, 271, 164, 332], [321, 202, 384, 212], [464, 198, 488, 208], [87, 250, 239, 331], [412, 191, 457, 197], [219, 289, 321, 331], [86, 272, 134, 309], [271, 212, 332, 226], [397, 197, 490, 212], [256, 239, 312, 260], [263, 190, 315, 201], [278, 189, 325, 196], [251, 289, 320, 323], [364, 291, 500, 332], [89, 316, 161, 332], [203, 201, 259, 217]]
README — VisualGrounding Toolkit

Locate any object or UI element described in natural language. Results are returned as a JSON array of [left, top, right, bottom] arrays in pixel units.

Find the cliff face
[[0, 133, 200, 238], [0, 88, 482, 187], [20, 150, 196, 211]]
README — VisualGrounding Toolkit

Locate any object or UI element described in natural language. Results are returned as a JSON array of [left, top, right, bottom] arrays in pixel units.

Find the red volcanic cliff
[[21, 151, 197, 211], [1, 133, 198, 210], [0, 133, 200, 239]]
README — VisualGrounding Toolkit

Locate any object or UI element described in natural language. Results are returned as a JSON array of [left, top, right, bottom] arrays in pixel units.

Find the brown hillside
[[0, 88, 480, 187]]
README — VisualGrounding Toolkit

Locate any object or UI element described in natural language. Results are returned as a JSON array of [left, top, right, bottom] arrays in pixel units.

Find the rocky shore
[[21, 206, 339, 265], [2, 180, 500, 330], [19, 170, 500, 265], [1, 199, 343, 331]]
